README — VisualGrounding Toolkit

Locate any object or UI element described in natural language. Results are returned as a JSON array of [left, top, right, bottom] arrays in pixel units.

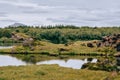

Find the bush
[[69, 52, 76, 56], [40, 52, 50, 55], [35, 71, 46, 76]]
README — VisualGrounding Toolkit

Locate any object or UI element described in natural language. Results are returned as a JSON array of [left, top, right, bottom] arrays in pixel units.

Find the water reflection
[[37, 59, 97, 69], [0, 46, 13, 49]]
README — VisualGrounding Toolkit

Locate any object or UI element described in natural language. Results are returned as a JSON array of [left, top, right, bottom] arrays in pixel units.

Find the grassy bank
[[0, 65, 115, 80], [0, 40, 113, 55], [0, 40, 116, 63]]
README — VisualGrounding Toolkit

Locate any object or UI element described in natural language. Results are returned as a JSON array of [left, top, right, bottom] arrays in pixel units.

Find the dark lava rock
[[87, 43, 94, 48], [96, 34, 120, 52]]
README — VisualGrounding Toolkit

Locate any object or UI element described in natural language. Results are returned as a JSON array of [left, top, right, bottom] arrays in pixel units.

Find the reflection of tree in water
[[22, 55, 37, 64], [87, 58, 93, 62]]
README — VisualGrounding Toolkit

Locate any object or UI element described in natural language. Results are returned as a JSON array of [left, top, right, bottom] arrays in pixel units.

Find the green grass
[[0, 65, 114, 80], [0, 40, 116, 63], [0, 40, 108, 54]]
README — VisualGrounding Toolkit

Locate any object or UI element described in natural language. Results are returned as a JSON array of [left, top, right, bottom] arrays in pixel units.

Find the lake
[[0, 46, 13, 49], [0, 55, 97, 69]]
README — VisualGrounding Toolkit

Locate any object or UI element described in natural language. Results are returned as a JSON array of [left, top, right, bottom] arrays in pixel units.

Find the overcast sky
[[0, 0, 120, 27]]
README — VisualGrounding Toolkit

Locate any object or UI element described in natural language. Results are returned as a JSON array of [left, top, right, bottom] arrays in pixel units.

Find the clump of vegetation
[[82, 57, 118, 72], [35, 70, 46, 76], [69, 52, 76, 56], [40, 51, 50, 55]]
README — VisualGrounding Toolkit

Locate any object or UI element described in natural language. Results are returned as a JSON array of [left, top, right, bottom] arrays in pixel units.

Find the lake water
[[0, 46, 13, 49], [0, 55, 26, 66], [37, 59, 97, 69], [0, 55, 97, 69]]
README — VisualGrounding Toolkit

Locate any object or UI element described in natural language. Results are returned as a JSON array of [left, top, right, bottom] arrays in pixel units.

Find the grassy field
[[0, 64, 117, 80], [0, 40, 110, 55]]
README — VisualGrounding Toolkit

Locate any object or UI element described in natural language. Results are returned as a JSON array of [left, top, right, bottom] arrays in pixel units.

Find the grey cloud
[[47, 17, 88, 24], [1, 0, 120, 27], [22, 10, 49, 14], [1, 19, 17, 22], [47, 17, 96, 26], [16, 6, 35, 10], [0, 12, 7, 17], [0, 3, 21, 14]]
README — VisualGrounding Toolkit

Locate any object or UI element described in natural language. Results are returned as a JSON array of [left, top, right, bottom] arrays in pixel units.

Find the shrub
[[35, 71, 46, 76], [69, 52, 76, 56]]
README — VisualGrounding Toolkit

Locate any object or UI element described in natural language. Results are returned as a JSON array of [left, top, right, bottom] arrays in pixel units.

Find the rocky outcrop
[[87, 43, 94, 48], [116, 44, 120, 51], [22, 38, 34, 47], [12, 32, 30, 41], [97, 34, 120, 51], [12, 32, 34, 48], [86, 34, 120, 52]]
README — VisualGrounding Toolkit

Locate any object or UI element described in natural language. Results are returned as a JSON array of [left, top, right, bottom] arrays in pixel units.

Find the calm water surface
[[0, 46, 13, 49], [37, 59, 97, 69], [0, 55, 26, 66], [0, 55, 97, 69]]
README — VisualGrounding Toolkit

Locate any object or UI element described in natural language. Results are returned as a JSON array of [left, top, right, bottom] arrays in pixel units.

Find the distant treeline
[[0, 25, 120, 44]]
